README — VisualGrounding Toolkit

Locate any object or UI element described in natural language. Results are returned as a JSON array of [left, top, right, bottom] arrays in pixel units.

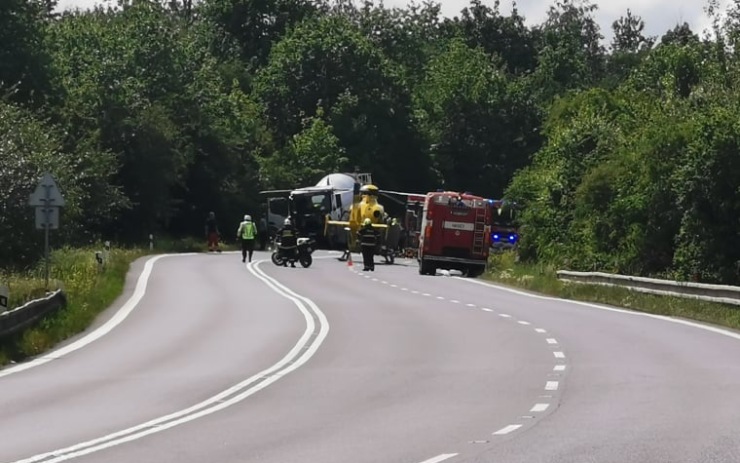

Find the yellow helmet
[[363, 218, 372, 226]]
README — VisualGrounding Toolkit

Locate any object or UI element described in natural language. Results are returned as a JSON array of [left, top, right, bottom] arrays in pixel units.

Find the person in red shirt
[[205, 211, 221, 253]]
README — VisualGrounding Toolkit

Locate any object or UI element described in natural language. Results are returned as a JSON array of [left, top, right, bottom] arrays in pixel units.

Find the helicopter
[[324, 183, 426, 264]]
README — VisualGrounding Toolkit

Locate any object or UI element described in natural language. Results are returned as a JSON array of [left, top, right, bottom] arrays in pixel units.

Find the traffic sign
[[29, 172, 65, 207], [0, 285, 8, 313], [35, 206, 59, 230]]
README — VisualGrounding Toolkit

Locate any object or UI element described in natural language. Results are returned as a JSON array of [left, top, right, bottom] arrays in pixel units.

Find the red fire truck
[[418, 191, 492, 277]]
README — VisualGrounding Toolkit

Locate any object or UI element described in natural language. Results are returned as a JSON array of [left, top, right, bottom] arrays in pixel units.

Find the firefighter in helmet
[[357, 218, 379, 271]]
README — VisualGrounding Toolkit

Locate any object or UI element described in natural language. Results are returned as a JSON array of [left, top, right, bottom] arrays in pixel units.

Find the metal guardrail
[[556, 270, 740, 306], [0, 290, 67, 339]]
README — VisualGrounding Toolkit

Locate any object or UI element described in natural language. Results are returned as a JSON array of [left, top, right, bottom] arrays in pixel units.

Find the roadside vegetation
[[486, 252, 740, 332]]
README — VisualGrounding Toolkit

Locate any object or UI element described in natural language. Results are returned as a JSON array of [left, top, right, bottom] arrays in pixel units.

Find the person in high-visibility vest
[[236, 214, 258, 263]]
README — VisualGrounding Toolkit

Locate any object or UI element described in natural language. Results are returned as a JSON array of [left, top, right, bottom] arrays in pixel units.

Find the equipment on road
[[271, 236, 315, 268], [418, 191, 493, 277]]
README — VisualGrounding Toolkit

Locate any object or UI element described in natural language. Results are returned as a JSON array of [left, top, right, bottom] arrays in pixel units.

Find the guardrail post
[[149, 234, 154, 251]]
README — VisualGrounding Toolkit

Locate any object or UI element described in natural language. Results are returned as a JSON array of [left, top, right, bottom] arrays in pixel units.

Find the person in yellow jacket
[[237, 214, 258, 263]]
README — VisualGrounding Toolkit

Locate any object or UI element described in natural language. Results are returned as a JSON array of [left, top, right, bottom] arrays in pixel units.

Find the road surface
[[1, 250, 740, 463]]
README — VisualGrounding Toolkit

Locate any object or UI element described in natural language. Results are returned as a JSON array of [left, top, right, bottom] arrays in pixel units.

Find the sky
[[56, 0, 720, 44]]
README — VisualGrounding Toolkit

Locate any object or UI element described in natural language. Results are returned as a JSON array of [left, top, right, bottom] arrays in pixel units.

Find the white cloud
[[57, 0, 720, 42]]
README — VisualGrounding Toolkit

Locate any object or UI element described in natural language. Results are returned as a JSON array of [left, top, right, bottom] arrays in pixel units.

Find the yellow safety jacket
[[239, 221, 257, 240]]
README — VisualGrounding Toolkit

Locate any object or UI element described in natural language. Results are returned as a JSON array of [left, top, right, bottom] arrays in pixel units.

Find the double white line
[[8, 260, 330, 463]]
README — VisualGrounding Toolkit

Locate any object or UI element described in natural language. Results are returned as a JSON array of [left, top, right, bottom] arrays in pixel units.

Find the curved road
[[2, 250, 740, 463]]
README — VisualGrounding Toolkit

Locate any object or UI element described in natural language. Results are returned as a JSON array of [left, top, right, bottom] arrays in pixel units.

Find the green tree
[[415, 38, 541, 197], [254, 15, 432, 190]]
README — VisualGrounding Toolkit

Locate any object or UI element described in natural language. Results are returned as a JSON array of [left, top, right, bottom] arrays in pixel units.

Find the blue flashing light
[[508, 233, 519, 243], [492, 233, 500, 242]]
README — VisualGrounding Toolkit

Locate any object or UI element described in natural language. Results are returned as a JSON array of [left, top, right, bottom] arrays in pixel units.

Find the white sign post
[[0, 284, 8, 314], [28, 173, 65, 290]]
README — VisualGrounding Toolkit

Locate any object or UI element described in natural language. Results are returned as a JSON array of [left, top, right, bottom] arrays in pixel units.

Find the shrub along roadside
[[0, 238, 237, 367], [485, 252, 740, 332]]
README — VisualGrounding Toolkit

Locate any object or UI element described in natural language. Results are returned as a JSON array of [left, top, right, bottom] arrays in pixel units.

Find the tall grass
[[0, 246, 145, 365], [486, 251, 740, 331]]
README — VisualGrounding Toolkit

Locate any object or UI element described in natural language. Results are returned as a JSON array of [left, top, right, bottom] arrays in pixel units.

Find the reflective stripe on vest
[[241, 221, 256, 239], [359, 229, 377, 246]]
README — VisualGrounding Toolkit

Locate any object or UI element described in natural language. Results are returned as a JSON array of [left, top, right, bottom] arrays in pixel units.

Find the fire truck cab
[[418, 191, 492, 277]]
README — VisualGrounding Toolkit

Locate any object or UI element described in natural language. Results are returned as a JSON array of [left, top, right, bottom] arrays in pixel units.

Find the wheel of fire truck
[[418, 258, 435, 275]]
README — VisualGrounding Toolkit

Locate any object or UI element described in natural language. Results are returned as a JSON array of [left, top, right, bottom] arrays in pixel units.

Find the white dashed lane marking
[[530, 403, 550, 412], [493, 424, 522, 435], [352, 268, 568, 446]]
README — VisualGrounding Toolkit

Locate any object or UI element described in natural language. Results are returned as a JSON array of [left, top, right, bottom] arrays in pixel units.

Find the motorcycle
[[271, 236, 314, 268]]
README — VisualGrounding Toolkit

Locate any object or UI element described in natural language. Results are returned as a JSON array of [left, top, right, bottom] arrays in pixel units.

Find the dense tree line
[[2, 0, 739, 284]]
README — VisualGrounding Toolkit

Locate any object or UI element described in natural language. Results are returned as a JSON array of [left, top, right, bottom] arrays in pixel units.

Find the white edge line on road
[[0, 253, 198, 380], [416, 454, 459, 463], [457, 277, 740, 341], [493, 424, 522, 435], [9, 259, 329, 463]]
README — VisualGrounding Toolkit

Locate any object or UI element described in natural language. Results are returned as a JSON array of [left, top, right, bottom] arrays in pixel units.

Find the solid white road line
[[9, 260, 329, 463], [530, 403, 550, 412], [545, 381, 559, 391], [417, 454, 459, 463], [493, 424, 522, 435], [0, 253, 197, 380]]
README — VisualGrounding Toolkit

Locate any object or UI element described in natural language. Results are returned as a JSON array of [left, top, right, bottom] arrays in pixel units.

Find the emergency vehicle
[[418, 191, 492, 277], [488, 199, 520, 251]]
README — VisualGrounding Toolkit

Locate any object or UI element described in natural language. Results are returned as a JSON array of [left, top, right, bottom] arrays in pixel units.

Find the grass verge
[[0, 236, 234, 367], [485, 251, 740, 331]]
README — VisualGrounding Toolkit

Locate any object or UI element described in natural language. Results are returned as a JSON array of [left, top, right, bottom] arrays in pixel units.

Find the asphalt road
[[2, 250, 740, 463]]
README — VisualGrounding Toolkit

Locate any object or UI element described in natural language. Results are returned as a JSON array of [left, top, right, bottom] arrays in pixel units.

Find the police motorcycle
[[271, 233, 315, 268]]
